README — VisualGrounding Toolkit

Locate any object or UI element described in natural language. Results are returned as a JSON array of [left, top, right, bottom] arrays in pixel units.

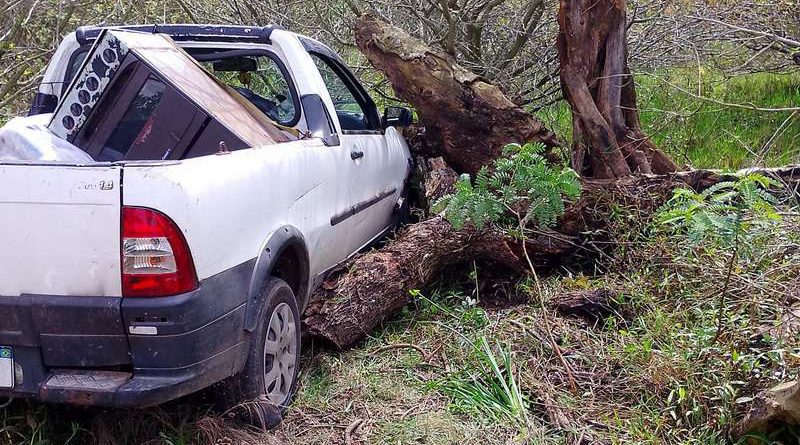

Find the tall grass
[[434, 336, 530, 426], [537, 70, 800, 169]]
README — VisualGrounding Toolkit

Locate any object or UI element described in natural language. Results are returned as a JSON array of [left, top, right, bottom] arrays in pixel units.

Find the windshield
[[192, 50, 298, 127]]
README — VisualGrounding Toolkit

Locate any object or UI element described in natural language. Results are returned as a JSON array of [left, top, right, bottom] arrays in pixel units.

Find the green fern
[[656, 172, 782, 342], [433, 142, 581, 232], [656, 173, 781, 248]]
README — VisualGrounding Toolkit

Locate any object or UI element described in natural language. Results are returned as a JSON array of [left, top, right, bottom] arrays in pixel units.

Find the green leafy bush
[[656, 173, 784, 342], [433, 142, 581, 232], [656, 173, 781, 250]]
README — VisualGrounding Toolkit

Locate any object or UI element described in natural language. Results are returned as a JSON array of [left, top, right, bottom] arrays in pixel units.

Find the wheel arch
[[244, 225, 310, 332]]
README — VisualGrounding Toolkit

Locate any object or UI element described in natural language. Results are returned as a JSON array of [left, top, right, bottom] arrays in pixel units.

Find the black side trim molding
[[331, 187, 396, 226]]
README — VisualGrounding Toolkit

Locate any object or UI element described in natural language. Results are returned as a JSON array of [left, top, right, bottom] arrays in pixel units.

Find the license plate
[[0, 346, 13, 388]]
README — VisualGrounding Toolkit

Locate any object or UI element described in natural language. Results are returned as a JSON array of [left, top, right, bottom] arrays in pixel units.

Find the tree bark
[[303, 159, 576, 349], [550, 289, 618, 322], [557, 0, 677, 178], [301, 14, 800, 350], [354, 13, 562, 176], [302, 169, 682, 349], [303, 165, 800, 349]]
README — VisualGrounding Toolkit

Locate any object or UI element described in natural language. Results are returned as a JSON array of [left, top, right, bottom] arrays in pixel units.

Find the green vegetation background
[[538, 70, 800, 169]]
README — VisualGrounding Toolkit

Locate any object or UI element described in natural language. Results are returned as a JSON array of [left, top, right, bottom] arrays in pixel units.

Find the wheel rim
[[263, 302, 297, 406]]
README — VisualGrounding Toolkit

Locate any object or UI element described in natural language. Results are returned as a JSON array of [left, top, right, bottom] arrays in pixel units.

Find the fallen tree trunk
[[303, 217, 524, 348], [302, 14, 800, 350], [303, 159, 575, 348], [354, 13, 562, 175], [303, 172, 683, 349], [303, 165, 800, 349]]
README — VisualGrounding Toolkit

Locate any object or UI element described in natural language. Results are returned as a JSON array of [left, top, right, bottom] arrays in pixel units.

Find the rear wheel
[[217, 278, 300, 428], [263, 300, 299, 405]]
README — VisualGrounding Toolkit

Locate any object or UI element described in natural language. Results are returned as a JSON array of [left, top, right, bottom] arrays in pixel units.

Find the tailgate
[[0, 164, 122, 297]]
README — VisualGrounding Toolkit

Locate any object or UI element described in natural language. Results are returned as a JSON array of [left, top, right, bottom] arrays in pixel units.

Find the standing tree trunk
[[557, 0, 677, 178]]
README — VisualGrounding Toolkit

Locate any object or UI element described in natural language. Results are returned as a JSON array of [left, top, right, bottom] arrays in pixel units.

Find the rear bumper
[[33, 339, 248, 407], [0, 260, 254, 407]]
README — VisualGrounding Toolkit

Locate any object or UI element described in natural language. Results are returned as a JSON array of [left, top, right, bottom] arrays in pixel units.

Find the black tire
[[216, 278, 301, 428]]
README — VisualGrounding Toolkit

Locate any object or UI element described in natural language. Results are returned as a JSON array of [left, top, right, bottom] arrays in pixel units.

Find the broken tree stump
[[354, 13, 562, 176]]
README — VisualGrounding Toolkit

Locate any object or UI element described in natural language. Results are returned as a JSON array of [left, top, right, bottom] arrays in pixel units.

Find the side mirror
[[382, 106, 413, 129]]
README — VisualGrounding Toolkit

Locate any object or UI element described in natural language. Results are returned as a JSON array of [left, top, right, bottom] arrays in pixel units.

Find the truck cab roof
[[31, 24, 343, 117]]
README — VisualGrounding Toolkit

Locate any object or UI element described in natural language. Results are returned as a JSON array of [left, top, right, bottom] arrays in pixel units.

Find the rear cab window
[[100, 77, 166, 161], [194, 51, 299, 127]]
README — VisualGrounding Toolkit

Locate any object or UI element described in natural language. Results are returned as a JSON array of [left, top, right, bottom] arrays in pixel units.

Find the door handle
[[350, 150, 364, 160]]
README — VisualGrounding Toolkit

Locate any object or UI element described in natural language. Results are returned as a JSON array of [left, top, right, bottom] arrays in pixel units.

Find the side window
[[310, 53, 376, 132], [63, 47, 90, 89], [200, 54, 297, 126], [60, 46, 91, 96]]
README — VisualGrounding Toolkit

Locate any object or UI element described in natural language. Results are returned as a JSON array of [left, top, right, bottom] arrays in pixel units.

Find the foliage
[[434, 337, 529, 426], [433, 142, 581, 231], [0, 0, 193, 124], [538, 70, 800, 170], [656, 173, 784, 340], [656, 173, 781, 250]]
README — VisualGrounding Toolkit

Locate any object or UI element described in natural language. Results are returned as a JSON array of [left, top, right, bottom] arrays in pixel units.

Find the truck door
[[309, 53, 402, 253]]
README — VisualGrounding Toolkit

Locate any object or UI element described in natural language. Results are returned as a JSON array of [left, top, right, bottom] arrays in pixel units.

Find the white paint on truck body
[[3, 26, 412, 300], [0, 164, 122, 296], [122, 136, 408, 282]]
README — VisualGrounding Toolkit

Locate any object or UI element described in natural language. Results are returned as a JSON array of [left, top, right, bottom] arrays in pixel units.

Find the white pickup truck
[[0, 24, 412, 418]]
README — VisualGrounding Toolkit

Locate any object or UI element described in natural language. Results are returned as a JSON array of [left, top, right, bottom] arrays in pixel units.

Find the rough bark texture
[[733, 377, 800, 441], [303, 173, 680, 349], [303, 217, 520, 348], [557, 0, 677, 178], [550, 289, 618, 322], [302, 166, 800, 349], [672, 165, 800, 191], [302, 216, 579, 349], [354, 13, 562, 176], [300, 14, 800, 350], [303, 159, 575, 348]]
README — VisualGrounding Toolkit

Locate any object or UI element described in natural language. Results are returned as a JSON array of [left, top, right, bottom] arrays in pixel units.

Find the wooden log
[[302, 215, 576, 348], [302, 171, 681, 349], [302, 165, 800, 349], [550, 289, 618, 322], [354, 13, 562, 176]]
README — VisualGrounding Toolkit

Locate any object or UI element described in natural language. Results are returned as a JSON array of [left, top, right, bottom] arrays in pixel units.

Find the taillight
[[121, 206, 198, 297]]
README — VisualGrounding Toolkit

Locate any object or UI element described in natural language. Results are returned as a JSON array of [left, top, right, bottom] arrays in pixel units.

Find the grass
[[433, 336, 529, 426], [4, 204, 798, 444], [537, 70, 800, 170]]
